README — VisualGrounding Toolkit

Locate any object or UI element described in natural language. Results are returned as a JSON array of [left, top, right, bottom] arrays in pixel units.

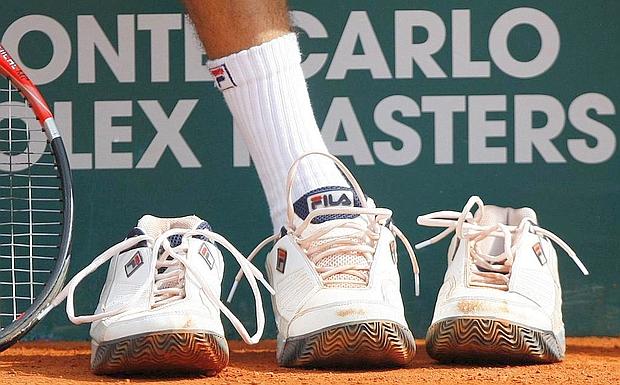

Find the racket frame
[[0, 44, 73, 351]]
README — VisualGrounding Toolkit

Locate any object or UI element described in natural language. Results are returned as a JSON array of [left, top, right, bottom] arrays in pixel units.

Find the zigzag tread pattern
[[426, 317, 564, 364], [279, 321, 416, 368], [91, 332, 229, 376]]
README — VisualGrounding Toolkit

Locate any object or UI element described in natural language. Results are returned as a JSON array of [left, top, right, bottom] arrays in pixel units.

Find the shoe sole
[[426, 317, 564, 364], [91, 331, 229, 375], [279, 320, 416, 368]]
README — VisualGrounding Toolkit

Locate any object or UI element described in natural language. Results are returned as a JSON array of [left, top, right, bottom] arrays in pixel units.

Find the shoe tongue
[[293, 186, 362, 224], [167, 221, 212, 247], [292, 187, 370, 289], [160, 221, 212, 290], [126, 218, 214, 256]]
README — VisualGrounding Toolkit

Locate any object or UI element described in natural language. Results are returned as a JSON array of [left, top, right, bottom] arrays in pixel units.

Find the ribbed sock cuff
[[207, 33, 300, 90]]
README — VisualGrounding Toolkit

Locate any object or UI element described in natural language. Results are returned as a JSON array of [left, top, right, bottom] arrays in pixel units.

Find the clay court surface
[[1, 337, 618, 385]]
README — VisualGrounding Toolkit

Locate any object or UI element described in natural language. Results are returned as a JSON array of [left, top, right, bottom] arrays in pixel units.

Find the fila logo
[[0, 48, 27, 80], [307, 191, 354, 211], [199, 242, 215, 270], [0, 48, 17, 69], [124, 251, 144, 277], [532, 242, 547, 265], [209, 64, 237, 90], [276, 248, 287, 273]]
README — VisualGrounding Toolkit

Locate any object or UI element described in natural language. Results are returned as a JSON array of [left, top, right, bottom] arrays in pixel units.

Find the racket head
[[0, 44, 73, 351]]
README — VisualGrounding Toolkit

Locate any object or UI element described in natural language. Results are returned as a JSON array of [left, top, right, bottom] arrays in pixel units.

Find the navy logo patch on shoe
[[276, 248, 287, 273], [307, 190, 354, 211], [199, 242, 215, 270], [125, 251, 144, 277], [294, 186, 362, 224]]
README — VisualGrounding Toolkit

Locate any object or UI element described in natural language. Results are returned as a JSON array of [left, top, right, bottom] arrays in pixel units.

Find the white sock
[[208, 33, 347, 231]]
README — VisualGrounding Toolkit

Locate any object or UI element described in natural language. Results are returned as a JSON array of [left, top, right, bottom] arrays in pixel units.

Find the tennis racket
[[0, 43, 73, 351]]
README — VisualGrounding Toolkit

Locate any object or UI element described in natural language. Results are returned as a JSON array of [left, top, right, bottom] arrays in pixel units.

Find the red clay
[[1, 337, 618, 385]]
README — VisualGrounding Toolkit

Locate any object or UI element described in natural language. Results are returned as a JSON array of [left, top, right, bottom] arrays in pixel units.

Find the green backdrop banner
[[1, 1, 618, 340]]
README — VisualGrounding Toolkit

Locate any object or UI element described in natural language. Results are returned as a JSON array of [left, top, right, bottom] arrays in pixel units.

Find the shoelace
[[227, 152, 420, 302], [415, 195, 589, 290], [41, 228, 274, 345]]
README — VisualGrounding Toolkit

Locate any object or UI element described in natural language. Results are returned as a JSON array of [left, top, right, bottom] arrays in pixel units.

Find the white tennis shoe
[[229, 152, 419, 367], [416, 196, 589, 363], [50, 215, 273, 375]]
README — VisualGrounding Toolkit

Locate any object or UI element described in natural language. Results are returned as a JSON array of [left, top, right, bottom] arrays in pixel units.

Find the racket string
[[0, 77, 63, 330]]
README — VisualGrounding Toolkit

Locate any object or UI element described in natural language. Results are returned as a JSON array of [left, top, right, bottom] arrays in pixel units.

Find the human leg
[[184, 0, 348, 231]]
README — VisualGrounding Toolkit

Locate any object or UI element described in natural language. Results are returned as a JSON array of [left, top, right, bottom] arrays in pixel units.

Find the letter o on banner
[[2, 15, 72, 85], [489, 7, 560, 79]]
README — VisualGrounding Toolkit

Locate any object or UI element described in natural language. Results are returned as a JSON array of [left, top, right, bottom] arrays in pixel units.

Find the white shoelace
[[41, 228, 274, 345], [227, 152, 420, 302], [415, 196, 589, 290]]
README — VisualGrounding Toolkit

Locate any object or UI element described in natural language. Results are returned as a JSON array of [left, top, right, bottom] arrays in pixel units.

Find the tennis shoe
[[51, 215, 272, 375], [417, 196, 589, 363], [228, 152, 419, 368]]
